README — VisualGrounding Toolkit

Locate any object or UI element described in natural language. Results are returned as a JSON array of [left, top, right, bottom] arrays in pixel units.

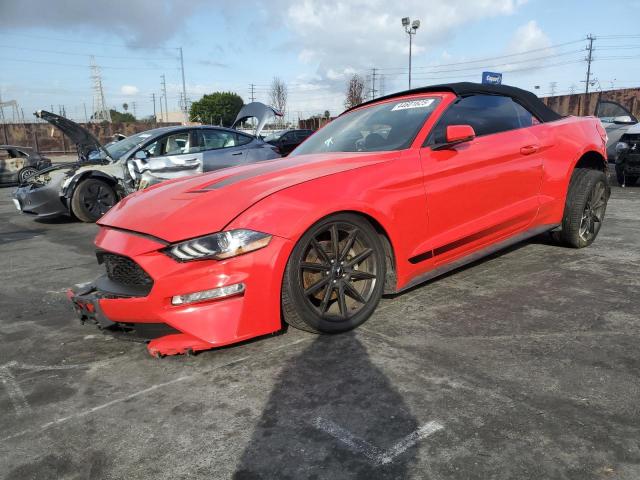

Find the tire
[[281, 213, 386, 334], [71, 178, 117, 223], [556, 168, 609, 248], [17, 167, 38, 184], [615, 165, 638, 186]]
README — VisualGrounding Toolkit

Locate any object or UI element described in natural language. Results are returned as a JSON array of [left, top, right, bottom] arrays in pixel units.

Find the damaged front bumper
[[13, 174, 69, 218], [67, 226, 292, 357]]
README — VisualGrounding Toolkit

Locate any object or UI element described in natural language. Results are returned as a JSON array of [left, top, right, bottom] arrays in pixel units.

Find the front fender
[[62, 170, 126, 200]]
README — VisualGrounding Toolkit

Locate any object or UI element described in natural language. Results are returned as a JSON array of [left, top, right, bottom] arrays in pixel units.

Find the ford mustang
[[68, 82, 610, 356]]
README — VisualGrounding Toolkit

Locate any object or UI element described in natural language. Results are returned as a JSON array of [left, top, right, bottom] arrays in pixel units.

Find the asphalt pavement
[[0, 182, 638, 479]]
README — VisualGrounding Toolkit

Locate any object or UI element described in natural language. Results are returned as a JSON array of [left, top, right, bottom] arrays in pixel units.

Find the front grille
[[97, 252, 154, 292]]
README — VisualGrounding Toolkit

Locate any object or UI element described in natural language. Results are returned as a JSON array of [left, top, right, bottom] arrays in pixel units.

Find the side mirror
[[446, 125, 476, 144], [134, 150, 148, 160]]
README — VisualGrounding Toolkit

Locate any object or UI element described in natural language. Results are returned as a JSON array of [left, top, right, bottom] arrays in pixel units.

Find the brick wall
[[542, 87, 640, 118]]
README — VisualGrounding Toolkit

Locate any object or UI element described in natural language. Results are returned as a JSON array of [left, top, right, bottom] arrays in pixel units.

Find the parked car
[[614, 122, 640, 186], [0, 145, 51, 185], [264, 129, 314, 155], [13, 106, 280, 222], [595, 99, 638, 160], [69, 82, 609, 357]]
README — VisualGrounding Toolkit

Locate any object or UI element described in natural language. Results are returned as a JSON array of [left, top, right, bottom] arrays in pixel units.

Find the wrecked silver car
[[13, 106, 281, 222]]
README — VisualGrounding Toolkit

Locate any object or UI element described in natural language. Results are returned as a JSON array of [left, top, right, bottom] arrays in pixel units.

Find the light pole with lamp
[[402, 17, 420, 89]]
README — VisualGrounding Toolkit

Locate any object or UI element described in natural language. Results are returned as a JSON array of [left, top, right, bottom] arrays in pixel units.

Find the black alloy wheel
[[578, 180, 607, 243], [18, 167, 38, 184], [71, 178, 117, 223], [282, 213, 386, 334]]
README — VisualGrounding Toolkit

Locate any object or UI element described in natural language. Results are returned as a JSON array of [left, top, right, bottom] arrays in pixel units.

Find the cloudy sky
[[1, 0, 640, 122]]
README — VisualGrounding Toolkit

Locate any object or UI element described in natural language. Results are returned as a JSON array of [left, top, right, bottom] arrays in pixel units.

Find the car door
[[419, 94, 544, 265], [141, 129, 203, 181], [199, 129, 250, 172]]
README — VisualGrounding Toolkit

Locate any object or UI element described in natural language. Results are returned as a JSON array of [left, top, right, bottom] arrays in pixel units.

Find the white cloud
[[120, 85, 140, 96]]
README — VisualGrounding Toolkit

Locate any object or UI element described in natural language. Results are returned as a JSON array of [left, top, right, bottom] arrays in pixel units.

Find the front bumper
[[13, 175, 68, 218], [68, 227, 293, 356]]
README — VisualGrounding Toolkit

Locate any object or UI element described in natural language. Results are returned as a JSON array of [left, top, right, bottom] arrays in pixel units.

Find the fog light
[[171, 283, 245, 305]]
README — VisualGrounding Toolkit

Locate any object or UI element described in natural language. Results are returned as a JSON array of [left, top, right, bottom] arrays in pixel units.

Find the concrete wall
[[0, 121, 181, 154], [542, 87, 640, 118]]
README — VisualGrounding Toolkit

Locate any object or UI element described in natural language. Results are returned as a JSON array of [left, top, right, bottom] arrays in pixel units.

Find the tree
[[109, 109, 136, 123], [122, 103, 129, 112], [324, 110, 331, 119], [269, 77, 288, 125], [189, 91, 244, 126], [344, 74, 365, 109]]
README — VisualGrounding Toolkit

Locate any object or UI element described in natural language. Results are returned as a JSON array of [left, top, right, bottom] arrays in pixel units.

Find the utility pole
[[83, 103, 88, 123], [159, 96, 164, 124], [402, 18, 420, 90], [161, 74, 168, 122], [371, 67, 378, 100], [179, 47, 188, 120], [249, 83, 256, 102], [151, 93, 157, 122], [549, 81, 557, 96], [583, 34, 595, 115], [132, 101, 137, 119]]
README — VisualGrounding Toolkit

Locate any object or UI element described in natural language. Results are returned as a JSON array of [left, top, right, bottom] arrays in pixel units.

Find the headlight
[[164, 229, 272, 261], [616, 141, 629, 154]]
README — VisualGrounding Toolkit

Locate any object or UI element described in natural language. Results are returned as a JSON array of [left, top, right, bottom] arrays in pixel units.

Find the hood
[[232, 102, 282, 137], [622, 122, 640, 135], [35, 110, 112, 162], [98, 152, 394, 242]]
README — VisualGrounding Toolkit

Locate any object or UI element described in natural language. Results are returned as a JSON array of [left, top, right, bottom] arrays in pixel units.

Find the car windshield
[[264, 130, 285, 142], [105, 131, 157, 159], [291, 97, 440, 155]]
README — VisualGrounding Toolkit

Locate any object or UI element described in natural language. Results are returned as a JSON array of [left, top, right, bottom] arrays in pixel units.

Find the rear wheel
[[71, 178, 117, 223], [281, 214, 386, 334], [17, 167, 38, 184], [556, 168, 609, 248]]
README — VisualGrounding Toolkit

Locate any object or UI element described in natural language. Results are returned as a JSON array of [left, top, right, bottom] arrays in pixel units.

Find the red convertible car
[[69, 83, 610, 356]]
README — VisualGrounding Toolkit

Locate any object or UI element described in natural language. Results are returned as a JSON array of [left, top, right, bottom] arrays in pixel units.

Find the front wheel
[[281, 214, 386, 334], [556, 168, 609, 248], [71, 178, 117, 223], [17, 167, 38, 184]]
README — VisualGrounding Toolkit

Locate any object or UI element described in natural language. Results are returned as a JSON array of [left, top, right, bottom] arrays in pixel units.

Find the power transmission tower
[[249, 84, 256, 102], [371, 67, 378, 100], [582, 34, 595, 115], [132, 101, 137, 118], [161, 74, 168, 122], [179, 47, 188, 120], [549, 81, 557, 96], [379, 75, 386, 96], [569, 84, 577, 95], [90, 56, 111, 122], [151, 93, 157, 122]]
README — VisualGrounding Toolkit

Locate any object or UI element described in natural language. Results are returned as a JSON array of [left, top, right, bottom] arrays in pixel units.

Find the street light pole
[[402, 17, 420, 90]]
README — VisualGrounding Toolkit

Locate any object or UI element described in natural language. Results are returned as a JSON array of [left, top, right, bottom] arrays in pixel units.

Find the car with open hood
[[13, 106, 281, 222], [68, 82, 610, 357]]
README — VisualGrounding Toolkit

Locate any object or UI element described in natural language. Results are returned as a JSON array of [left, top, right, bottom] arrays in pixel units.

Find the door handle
[[520, 145, 539, 155], [231, 152, 243, 156]]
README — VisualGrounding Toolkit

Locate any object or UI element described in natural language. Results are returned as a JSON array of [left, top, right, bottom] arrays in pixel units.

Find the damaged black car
[[615, 123, 640, 187]]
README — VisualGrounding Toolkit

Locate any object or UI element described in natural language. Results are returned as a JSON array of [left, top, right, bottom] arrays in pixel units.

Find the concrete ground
[[0, 182, 638, 480]]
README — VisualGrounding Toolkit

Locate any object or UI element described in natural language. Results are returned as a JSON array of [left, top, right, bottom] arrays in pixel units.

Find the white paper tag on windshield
[[138, 134, 152, 138], [391, 99, 435, 111]]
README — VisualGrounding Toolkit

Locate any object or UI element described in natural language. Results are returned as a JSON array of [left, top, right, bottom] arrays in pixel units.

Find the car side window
[[236, 133, 253, 146], [197, 129, 238, 151], [281, 132, 294, 143], [142, 131, 191, 158], [427, 94, 533, 145]]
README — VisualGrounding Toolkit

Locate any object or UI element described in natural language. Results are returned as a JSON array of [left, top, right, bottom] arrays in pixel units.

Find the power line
[[0, 32, 174, 50], [0, 56, 164, 70], [0, 44, 177, 61]]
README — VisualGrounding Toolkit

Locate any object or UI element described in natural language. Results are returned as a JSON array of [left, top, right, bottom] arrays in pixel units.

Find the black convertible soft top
[[344, 82, 562, 122]]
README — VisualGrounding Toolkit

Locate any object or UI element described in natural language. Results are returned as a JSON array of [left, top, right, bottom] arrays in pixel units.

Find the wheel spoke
[[349, 270, 376, 281], [347, 248, 373, 267], [304, 276, 330, 296], [343, 281, 366, 304], [311, 238, 331, 265], [319, 282, 334, 313], [301, 262, 326, 272], [336, 283, 348, 319], [330, 224, 339, 259], [339, 228, 358, 261]]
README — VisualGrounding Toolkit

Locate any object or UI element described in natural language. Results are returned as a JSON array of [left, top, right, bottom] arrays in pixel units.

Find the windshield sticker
[[391, 99, 435, 111], [138, 134, 152, 138]]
